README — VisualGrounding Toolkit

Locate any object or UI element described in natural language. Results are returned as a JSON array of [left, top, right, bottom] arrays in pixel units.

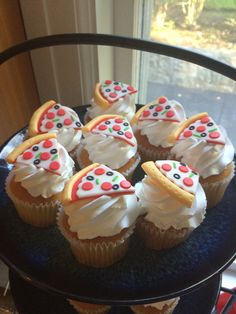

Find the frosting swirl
[[88, 95, 136, 122], [135, 100, 186, 148], [170, 126, 234, 178], [135, 176, 206, 230], [81, 133, 137, 169], [12, 144, 74, 198], [65, 194, 141, 239]]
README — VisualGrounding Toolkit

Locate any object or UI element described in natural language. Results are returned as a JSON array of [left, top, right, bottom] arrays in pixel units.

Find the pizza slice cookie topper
[[63, 163, 135, 203], [142, 160, 200, 207], [83, 114, 136, 147], [169, 112, 225, 145], [28, 100, 83, 137], [6, 133, 63, 176], [132, 96, 183, 125]]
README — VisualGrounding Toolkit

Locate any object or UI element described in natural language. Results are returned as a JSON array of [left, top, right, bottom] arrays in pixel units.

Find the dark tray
[[0, 106, 235, 306], [10, 270, 220, 314]]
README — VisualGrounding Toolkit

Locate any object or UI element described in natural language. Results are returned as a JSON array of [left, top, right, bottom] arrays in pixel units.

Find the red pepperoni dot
[[201, 116, 210, 124], [45, 121, 54, 129], [82, 182, 93, 191], [113, 124, 121, 131], [127, 85, 135, 91], [125, 131, 133, 139], [114, 85, 121, 91], [161, 164, 172, 171], [23, 151, 33, 160], [196, 125, 206, 132], [109, 92, 117, 98], [209, 131, 220, 139], [183, 130, 192, 138], [179, 165, 189, 173], [64, 118, 73, 126], [183, 177, 193, 187], [166, 110, 175, 118], [40, 152, 51, 160], [98, 124, 107, 131], [49, 161, 60, 171], [94, 168, 105, 175], [43, 140, 53, 148], [155, 105, 163, 112], [47, 112, 55, 119], [105, 80, 112, 84], [143, 110, 150, 117], [101, 182, 112, 191], [159, 97, 167, 104], [120, 180, 131, 189], [57, 109, 65, 116], [115, 118, 123, 123]]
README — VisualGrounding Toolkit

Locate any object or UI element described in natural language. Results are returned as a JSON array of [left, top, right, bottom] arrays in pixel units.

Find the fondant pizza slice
[[100, 80, 137, 103], [83, 115, 136, 147], [28, 100, 83, 137], [169, 113, 225, 145], [142, 160, 200, 207], [64, 163, 135, 202], [6, 133, 63, 176], [136, 97, 182, 123]]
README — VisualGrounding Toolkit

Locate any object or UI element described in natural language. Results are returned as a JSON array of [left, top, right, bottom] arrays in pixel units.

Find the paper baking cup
[[201, 163, 235, 209], [136, 216, 190, 250], [68, 300, 110, 314], [5, 175, 59, 227], [57, 210, 135, 268], [138, 144, 171, 162], [130, 298, 180, 314]]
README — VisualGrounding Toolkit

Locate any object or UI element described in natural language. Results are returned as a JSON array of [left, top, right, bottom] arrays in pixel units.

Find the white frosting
[[52, 128, 82, 152], [135, 176, 206, 230], [136, 101, 186, 148], [88, 95, 136, 122], [144, 298, 179, 310], [80, 133, 137, 169], [65, 194, 142, 239], [12, 144, 74, 198], [170, 126, 234, 178]]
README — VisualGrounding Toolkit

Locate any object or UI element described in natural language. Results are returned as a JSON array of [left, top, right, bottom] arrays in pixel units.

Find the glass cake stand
[[0, 34, 236, 312]]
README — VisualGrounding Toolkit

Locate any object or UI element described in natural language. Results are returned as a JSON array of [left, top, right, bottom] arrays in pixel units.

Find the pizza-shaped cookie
[[83, 115, 136, 146], [6, 133, 63, 176], [63, 163, 134, 203], [28, 100, 83, 137], [142, 160, 200, 207], [169, 112, 225, 145], [132, 96, 182, 125], [94, 80, 137, 108]]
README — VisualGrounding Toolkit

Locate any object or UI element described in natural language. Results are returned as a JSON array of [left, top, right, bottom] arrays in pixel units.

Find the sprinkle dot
[[101, 182, 112, 191], [127, 86, 135, 91], [40, 152, 51, 160], [179, 165, 189, 173], [183, 177, 193, 187], [115, 118, 123, 123], [82, 182, 93, 191], [95, 168, 105, 175], [43, 140, 53, 148], [57, 109, 65, 116], [120, 180, 131, 189], [49, 161, 60, 171], [183, 130, 192, 138], [105, 80, 112, 84], [209, 131, 220, 139], [125, 131, 133, 139], [113, 125, 121, 131], [98, 124, 107, 131], [159, 97, 167, 104], [166, 110, 175, 118], [143, 110, 150, 117], [161, 164, 172, 171], [196, 125, 206, 132], [64, 118, 73, 126], [109, 92, 117, 98], [23, 151, 33, 160], [114, 85, 121, 91], [201, 116, 210, 124], [155, 105, 163, 112], [45, 121, 54, 129], [47, 112, 55, 119]]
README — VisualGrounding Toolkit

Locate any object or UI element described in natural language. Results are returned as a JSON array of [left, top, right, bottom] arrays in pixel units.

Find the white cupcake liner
[[68, 299, 111, 314], [57, 209, 135, 267], [131, 297, 180, 314], [138, 144, 171, 162], [5, 174, 60, 227]]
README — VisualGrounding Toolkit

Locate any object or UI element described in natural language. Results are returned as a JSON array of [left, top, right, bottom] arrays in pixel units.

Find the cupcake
[[68, 300, 110, 314], [57, 163, 142, 267], [85, 80, 137, 122], [168, 112, 235, 208], [28, 100, 83, 156], [131, 96, 186, 161], [131, 298, 180, 314], [135, 160, 206, 250], [6, 133, 74, 227], [76, 115, 140, 179]]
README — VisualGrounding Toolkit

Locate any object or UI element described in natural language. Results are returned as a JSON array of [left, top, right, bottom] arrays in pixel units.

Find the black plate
[[0, 106, 235, 305], [10, 270, 220, 314]]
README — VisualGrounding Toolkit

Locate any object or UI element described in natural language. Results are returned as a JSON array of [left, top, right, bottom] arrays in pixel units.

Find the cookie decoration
[[28, 100, 83, 137], [169, 112, 225, 145], [83, 114, 136, 146], [142, 161, 200, 207], [6, 133, 63, 175], [63, 163, 135, 203], [132, 97, 182, 125]]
